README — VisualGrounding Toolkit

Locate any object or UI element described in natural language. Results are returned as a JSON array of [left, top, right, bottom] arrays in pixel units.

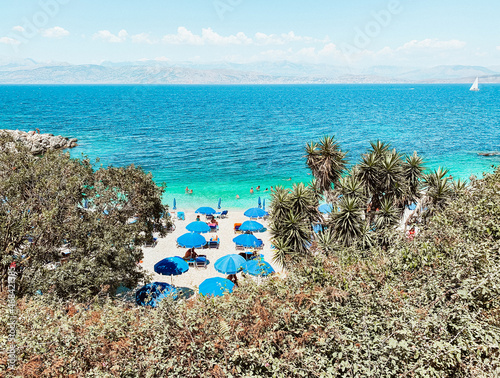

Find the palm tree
[[269, 186, 290, 221], [287, 183, 321, 224], [369, 140, 391, 157], [269, 184, 318, 267], [337, 172, 365, 201], [374, 197, 399, 230], [402, 151, 426, 206], [357, 151, 379, 200], [422, 167, 453, 215], [269, 210, 313, 267], [330, 196, 364, 246], [378, 150, 405, 198], [305, 136, 347, 195]]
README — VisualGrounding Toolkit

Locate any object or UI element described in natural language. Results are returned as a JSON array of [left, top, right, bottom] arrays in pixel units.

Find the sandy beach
[[139, 209, 280, 291]]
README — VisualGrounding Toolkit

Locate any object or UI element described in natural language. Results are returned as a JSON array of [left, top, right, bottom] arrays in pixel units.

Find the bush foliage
[[0, 134, 169, 301], [2, 167, 500, 376]]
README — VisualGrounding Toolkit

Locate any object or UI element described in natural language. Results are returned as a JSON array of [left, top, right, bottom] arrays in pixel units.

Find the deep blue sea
[[0, 84, 498, 210]]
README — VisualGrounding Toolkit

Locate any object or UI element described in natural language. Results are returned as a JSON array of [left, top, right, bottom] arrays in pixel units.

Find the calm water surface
[[0, 84, 498, 209]]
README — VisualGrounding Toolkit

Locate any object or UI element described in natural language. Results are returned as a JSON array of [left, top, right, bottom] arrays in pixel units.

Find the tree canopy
[[272, 137, 467, 266], [0, 133, 169, 301]]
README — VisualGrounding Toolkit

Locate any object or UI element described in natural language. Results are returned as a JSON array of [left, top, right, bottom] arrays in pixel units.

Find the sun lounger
[[195, 255, 208, 268], [177, 211, 185, 220], [234, 223, 242, 233], [208, 239, 220, 249], [209, 224, 219, 232]]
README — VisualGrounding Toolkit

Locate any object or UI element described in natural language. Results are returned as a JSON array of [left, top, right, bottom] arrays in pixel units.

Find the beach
[[140, 209, 280, 291]]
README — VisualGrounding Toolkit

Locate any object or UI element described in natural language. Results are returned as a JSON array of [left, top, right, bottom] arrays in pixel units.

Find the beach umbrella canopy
[[243, 259, 275, 277], [195, 206, 216, 215], [244, 207, 268, 218], [136, 282, 178, 307], [199, 277, 235, 297], [217, 198, 221, 209], [262, 198, 266, 211], [177, 232, 207, 248], [258, 196, 262, 208], [186, 221, 210, 233], [233, 233, 263, 248], [214, 254, 246, 275], [239, 220, 265, 232], [173, 198, 177, 210], [154, 257, 189, 277], [318, 204, 333, 214]]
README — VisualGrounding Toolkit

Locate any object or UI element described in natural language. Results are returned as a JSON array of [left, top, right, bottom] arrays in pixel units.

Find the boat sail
[[470, 77, 479, 91]]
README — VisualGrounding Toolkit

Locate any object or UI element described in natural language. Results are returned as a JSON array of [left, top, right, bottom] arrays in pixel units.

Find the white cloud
[[254, 31, 327, 45], [131, 33, 155, 44], [397, 39, 466, 51], [202, 28, 252, 45], [41, 26, 70, 39], [12, 26, 25, 33], [0, 37, 21, 45], [162, 27, 252, 46], [93, 29, 128, 43], [162, 27, 203, 45], [254, 32, 286, 45], [318, 43, 342, 58]]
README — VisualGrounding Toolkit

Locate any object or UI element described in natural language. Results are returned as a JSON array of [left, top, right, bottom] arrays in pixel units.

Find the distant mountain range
[[0, 59, 499, 84]]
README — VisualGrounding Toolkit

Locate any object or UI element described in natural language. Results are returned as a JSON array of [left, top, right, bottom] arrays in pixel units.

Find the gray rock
[[0, 129, 78, 155]]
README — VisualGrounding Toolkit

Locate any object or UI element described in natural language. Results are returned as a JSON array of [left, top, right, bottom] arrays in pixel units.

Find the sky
[[0, 0, 499, 68]]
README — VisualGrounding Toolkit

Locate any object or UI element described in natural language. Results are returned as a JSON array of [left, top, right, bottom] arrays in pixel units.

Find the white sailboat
[[470, 77, 479, 91]]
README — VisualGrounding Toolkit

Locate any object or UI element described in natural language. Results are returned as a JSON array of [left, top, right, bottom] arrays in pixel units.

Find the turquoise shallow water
[[0, 84, 498, 210]]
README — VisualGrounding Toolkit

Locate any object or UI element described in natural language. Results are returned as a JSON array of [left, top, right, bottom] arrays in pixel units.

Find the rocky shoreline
[[0, 129, 77, 155]]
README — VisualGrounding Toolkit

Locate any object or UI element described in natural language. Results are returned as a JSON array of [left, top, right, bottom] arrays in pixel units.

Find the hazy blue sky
[[0, 0, 499, 67]]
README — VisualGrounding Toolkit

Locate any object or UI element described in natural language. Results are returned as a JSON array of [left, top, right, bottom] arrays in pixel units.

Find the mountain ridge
[[0, 60, 498, 84]]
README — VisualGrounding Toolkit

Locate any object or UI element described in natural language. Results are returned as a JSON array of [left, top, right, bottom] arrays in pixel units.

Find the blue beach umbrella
[[258, 196, 262, 208], [217, 198, 221, 209], [176, 232, 207, 248], [186, 221, 210, 233], [262, 198, 266, 211], [243, 259, 275, 277], [214, 254, 246, 275], [173, 198, 177, 210], [199, 277, 235, 297], [318, 204, 333, 214], [239, 220, 264, 232], [135, 282, 178, 307], [244, 207, 268, 219], [154, 257, 189, 277], [233, 233, 263, 248], [195, 206, 216, 215]]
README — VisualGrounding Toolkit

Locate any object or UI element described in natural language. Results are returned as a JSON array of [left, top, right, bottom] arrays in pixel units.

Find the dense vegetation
[[270, 137, 465, 266], [1, 135, 499, 376], [0, 132, 169, 301]]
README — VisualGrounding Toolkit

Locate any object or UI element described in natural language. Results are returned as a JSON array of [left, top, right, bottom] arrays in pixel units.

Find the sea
[[0, 84, 498, 210]]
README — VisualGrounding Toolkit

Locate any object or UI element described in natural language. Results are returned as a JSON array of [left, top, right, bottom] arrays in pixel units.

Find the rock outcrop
[[0, 129, 77, 155]]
